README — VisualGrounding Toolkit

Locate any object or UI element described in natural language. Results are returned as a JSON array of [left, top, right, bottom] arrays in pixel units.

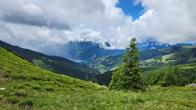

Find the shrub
[[162, 73, 177, 87]]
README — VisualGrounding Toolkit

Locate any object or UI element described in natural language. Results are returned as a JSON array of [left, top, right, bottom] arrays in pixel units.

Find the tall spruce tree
[[109, 38, 145, 91]]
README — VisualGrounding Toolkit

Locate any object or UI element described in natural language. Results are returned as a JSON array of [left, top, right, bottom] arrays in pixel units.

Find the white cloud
[[0, 0, 195, 55], [134, 0, 196, 43], [21, 3, 43, 16]]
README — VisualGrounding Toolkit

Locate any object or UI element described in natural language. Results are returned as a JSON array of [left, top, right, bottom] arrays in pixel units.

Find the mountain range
[[1, 40, 196, 81], [42, 40, 172, 62]]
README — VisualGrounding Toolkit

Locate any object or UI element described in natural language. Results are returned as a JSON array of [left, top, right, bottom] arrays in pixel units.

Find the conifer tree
[[109, 38, 145, 91]]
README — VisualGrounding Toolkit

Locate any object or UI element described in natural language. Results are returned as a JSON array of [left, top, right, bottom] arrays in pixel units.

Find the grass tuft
[[19, 99, 34, 109]]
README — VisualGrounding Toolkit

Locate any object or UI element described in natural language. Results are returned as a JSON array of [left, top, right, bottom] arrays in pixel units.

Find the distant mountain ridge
[[138, 41, 171, 51], [0, 40, 98, 80], [55, 40, 172, 62], [60, 41, 124, 62]]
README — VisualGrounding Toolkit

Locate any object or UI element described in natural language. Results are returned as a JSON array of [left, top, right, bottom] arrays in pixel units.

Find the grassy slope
[[0, 48, 196, 110], [0, 40, 99, 80]]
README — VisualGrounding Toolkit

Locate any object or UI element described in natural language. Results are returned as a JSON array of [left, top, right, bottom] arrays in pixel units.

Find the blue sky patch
[[116, 0, 144, 20]]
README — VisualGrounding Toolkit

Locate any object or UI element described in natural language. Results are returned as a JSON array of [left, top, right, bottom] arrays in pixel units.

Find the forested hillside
[[143, 64, 196, 86]]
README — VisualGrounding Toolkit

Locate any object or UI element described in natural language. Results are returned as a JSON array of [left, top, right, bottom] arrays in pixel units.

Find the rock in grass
[[186, 83, 196, 87], [0, 87, 6, 91]]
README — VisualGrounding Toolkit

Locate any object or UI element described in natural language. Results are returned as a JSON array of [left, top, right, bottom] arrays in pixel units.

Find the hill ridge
[[0, 40, 98, 80]]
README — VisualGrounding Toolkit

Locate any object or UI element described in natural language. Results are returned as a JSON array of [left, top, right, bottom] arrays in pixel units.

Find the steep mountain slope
[[0, 41, 98, 80], [0, 48, 196, 110], [0, 48, 104, 109]]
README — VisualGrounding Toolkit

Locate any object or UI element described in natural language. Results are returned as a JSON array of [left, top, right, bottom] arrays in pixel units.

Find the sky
[[0, 0, 196, 54], [116, 0, 144, 20]]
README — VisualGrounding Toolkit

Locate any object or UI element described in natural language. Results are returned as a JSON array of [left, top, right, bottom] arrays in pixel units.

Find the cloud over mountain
[[0, 0, 195, 54]]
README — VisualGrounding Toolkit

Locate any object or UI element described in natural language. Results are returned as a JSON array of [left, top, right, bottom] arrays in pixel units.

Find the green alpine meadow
[[1, 45, 196, 110], [0, 0, 196, 110]]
